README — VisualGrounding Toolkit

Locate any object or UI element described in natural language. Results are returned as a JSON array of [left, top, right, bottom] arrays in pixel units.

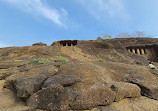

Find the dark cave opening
[[127, 45, 158, 62], [59, 40, 78, 47]]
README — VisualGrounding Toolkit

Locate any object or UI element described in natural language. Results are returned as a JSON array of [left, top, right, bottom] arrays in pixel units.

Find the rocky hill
[[1, 38, 158, 111]]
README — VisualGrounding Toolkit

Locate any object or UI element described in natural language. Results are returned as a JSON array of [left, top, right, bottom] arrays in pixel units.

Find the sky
[[0, 0, 158, 47]]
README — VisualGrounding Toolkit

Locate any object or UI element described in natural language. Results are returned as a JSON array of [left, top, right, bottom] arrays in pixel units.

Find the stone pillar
[[146, 49, 150, 55], [141, 49, 145, 55], [137, 49, 140, 55], [128, 49, 131, 52], [132, 49, 135, 54]]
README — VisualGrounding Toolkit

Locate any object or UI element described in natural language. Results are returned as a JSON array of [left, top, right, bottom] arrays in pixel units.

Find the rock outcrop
[[1, 38, 158, 111], [32, 42, 47, 46]]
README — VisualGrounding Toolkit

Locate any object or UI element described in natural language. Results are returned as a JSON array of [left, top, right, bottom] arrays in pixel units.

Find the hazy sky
[[0, 0, 158, 47]]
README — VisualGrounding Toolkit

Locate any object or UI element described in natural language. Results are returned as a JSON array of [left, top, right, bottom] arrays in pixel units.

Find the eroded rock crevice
[[124, 74, 158, 101]]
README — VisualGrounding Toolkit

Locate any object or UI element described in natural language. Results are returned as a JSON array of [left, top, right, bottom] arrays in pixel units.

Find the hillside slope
[[1, 38, 158, 111]]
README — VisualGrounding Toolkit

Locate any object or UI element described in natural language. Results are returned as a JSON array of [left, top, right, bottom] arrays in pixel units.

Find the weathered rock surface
[[27, 84, 76, 111], [70, 84, 116, 110], [42, 74, 81, 88], [4, 64, 59, 101], [14, 74, 47, 100], [0, 67, 19, 80], [0, 62, 27, 69], [68, 96, 158, 111], [27, 64, 59, 76], [1, 38, 158, 111], [32, 42, 47, 46], [0, 80, 31, 111], [109, 82, 141, 102], [124, 70, 158, 100]]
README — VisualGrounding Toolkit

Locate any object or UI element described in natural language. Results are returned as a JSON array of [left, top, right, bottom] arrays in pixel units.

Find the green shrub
[[56, 56, 68, 63], [97, 37, 103, 41], [29, 58, 51, 64], [97, 59, 106, 62]]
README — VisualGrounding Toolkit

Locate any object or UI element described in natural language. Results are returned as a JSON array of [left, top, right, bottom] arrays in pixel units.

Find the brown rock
[[4, 64, 59, 91], [27, 84, 76, 111], [70, 84, 116, 110], [109, 82, 141, 101], [14, 74, 47, 100], [124, 72, 158, 100], [0, 62, 27, 69], [32, 42, 47, 46], [0, 80, 31, 111], [0, 67, 19, 80], [2, 38, 158, 111], [28, 64, 59, 77], [69, 96, 158, 111], [42, 74, 81, 88]]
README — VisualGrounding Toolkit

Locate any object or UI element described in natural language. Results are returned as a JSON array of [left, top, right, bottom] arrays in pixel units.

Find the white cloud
[[0, 0, 68, 26], [76, 0, 129, 20]]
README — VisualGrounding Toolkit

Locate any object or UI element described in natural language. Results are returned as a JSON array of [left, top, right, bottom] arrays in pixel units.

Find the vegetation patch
[[29, 58, 51, 64], [14, 60, 23, 62], [97, 59, 106, 62], [55, 56, 68, 63]]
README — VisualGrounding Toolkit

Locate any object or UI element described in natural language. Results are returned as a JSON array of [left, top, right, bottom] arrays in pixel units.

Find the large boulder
[[27, 84, 76, 111], [124, 71, 158, 100], [109, 82, 141, 102], [28, 81, 141, 111], [14, 74, 47, 100], [4, 64, 59, 101], [4, 64, 59, 89], [42, 74, 81, 88], [70, 82, 141, 110], [70, 84, 116, 110], [0, 80, 32, 111]]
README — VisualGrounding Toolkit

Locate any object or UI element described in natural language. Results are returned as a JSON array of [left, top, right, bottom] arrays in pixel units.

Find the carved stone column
[[132, 49, 135, 54], [137, 49, 140, 55], [141, 49, 145, 55]]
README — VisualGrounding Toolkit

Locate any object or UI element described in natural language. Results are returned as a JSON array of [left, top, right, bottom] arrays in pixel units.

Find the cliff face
[[1, 38, 158, 111]]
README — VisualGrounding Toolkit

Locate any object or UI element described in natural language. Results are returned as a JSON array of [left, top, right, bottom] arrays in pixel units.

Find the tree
[[97, 34, 112, 41], [117, 33, 131, 38], [132, 31, 145, 38], [102, 34, 112, 39], [117, 31, 152, 38]]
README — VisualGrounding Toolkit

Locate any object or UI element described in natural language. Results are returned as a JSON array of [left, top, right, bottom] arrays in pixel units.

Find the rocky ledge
[[1, 38, 158, 111]]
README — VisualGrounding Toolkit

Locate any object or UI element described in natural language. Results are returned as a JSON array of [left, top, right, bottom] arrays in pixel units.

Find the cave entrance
[[59, 40, 78, 46], [126, 45, 158, 62]]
